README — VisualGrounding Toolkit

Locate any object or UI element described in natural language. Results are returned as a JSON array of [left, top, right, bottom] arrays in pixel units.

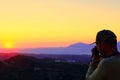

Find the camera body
[[92, 46, 100, 57]]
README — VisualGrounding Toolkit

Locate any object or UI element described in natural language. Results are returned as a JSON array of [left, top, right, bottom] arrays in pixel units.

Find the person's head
[[95, 29, 117, 57]]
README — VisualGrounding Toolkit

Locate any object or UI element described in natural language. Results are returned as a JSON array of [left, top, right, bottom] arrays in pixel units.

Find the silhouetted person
[[86, 29, 120, 80]]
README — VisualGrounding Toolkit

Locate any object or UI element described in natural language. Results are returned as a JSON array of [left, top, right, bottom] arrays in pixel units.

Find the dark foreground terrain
[[0, 54, 89, 80]]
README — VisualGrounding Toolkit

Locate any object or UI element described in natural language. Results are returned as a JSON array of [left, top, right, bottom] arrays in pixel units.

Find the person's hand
[[92, 46, 99, 58], [91, 46, 101, 64]]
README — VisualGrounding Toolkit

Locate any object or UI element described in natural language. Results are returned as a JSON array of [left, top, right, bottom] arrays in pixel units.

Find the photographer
[[86, 30, 120, 80]]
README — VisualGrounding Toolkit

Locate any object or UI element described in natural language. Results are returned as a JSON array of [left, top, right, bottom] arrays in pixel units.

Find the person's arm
[[86, 59, 108, 80], [86, 46, 108, 80]]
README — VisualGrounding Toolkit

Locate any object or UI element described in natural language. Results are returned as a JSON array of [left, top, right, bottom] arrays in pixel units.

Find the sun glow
[[4, 42, 13, 49]]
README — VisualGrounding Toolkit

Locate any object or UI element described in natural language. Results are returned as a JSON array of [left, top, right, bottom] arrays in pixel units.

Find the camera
[[92, 46, 100, 57]]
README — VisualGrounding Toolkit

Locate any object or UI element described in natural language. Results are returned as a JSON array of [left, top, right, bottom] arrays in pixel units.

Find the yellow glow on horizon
[[4, 42, 13, 49]]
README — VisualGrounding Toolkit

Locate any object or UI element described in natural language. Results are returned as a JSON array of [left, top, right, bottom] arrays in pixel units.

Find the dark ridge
[[2, 54, 89, 80], [5, 54, 40, 69]]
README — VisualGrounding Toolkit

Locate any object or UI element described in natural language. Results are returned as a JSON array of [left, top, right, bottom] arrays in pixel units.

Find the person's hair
[[104, 37, 117, 48], [96, 29, 117, 48]]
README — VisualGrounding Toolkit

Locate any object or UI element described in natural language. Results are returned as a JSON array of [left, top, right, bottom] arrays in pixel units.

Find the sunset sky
[[0, 0, 120, 48]]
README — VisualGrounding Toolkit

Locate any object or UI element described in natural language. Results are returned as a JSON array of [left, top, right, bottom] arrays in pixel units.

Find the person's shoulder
[[100, 56, 117, 63], [100, 57, 110, 63], [99, 56, 120, 66], [98, 58, 111, 68]]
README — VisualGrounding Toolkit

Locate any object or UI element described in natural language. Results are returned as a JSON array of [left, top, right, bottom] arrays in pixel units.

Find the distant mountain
[[68, 42, 120, 51], [117, 42, 120, 51], [19, 42, 94, 55], [117, 42, 120, 46], [68, 42, 90, 48], [19, 47, 91, 55], [68, 42, 95, 49], [16, 42, 120, 55]]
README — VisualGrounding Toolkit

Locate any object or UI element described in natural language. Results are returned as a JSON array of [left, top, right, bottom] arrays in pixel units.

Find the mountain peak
[[68, 42, 90, 48]]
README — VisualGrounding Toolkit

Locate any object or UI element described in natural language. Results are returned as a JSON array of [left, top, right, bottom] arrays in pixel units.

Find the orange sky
[[0, 0, 120, 48]]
